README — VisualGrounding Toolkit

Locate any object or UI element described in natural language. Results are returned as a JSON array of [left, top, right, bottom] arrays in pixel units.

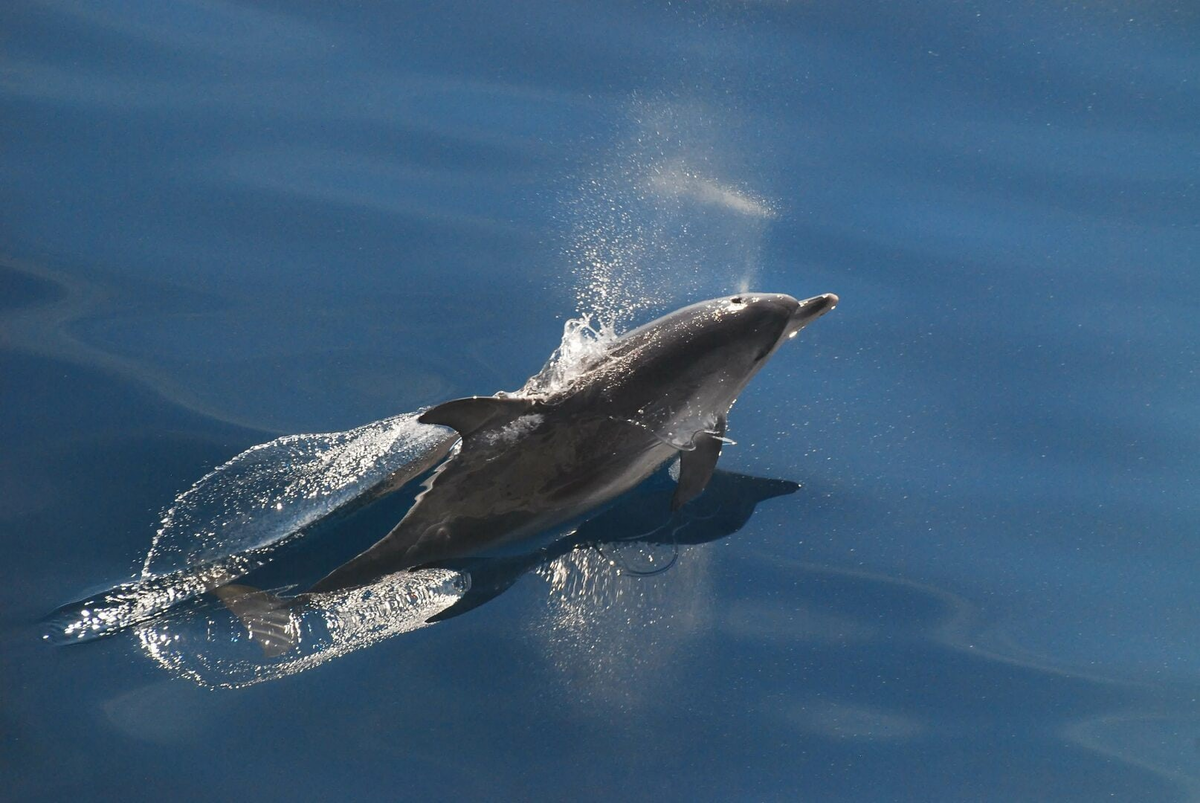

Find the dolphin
[[305, 292, 838, 596], [45, 292, 836, 655]]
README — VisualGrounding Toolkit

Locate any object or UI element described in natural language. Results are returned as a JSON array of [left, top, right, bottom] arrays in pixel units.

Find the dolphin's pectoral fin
[[418, 395, 537, 439], [671, 417, 727, 511], [213, 584, 299, 658]]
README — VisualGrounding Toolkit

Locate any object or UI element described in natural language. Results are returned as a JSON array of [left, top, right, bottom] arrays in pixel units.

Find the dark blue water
[[4, 2, 1199, 799]]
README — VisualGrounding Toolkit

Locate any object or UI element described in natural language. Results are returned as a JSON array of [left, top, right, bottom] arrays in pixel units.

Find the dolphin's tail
[[212, 584, 300, 657], [44, 560, 252, 645]]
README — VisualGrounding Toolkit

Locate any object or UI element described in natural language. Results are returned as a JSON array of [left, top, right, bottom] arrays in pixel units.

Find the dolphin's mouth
[[785, 293, 839, 338]]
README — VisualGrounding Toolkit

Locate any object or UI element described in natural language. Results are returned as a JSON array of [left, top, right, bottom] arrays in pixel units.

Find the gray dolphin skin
[[306, 292, 838, 595]]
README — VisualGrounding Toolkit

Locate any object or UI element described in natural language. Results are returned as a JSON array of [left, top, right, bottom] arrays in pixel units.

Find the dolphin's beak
[[785, 293, 839, 338]]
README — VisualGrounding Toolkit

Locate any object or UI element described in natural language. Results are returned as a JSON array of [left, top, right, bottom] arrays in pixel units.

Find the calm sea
[[3, 2, 1198, 800]]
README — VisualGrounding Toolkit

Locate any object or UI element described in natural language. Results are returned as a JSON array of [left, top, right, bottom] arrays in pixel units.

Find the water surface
[[3, 1, 1198, 800]]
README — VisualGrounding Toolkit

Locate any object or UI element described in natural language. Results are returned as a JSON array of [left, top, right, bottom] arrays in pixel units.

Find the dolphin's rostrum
[[306, 292, 838, 596]]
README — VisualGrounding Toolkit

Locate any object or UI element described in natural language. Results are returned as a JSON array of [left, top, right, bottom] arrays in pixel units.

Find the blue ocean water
[[3, 1, 1198, 800]]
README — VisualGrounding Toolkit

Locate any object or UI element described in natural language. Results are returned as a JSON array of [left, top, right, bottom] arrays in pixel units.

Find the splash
[[561, 97, 778, 328], [517, 314, 618, 397], [47, 411, 470, 687], [46, 412, 457, 644], [145, 412, 456, 576], [135, 569, 467, 689]]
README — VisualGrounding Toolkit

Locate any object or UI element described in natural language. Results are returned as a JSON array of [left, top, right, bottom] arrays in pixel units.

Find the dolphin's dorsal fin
[[418, 395, 537, 439], [671, 416, 727, 511]]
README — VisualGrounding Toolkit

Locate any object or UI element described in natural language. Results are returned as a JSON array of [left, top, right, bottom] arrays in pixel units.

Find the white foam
[[518, 314, 618, 397]]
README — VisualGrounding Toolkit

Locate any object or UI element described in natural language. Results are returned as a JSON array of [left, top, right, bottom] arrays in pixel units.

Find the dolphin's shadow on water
[[425, 467, 799, 623], [130, 467, 797, 687]]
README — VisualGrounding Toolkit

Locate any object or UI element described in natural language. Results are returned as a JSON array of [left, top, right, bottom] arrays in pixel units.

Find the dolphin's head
[[652, 291, 838, 372], [724, 291, 840, 349], [619, 291, 838, 355], [588, 291, 838, 445]]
